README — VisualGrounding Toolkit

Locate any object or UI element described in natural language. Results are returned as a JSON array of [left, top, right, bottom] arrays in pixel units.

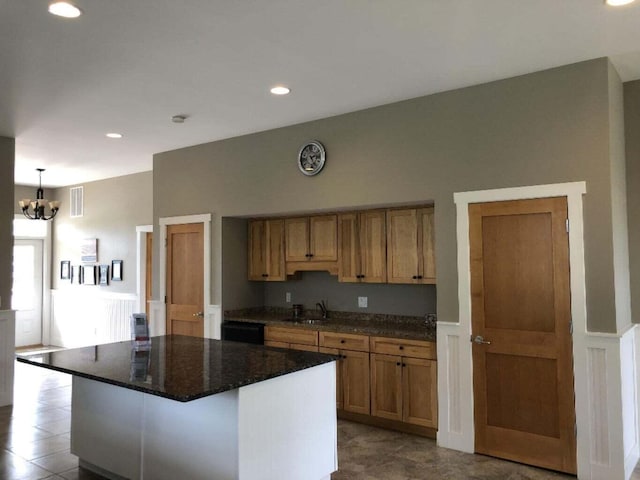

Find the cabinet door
[[265, 219, 285, 281], [386, 209, 419, 283], [319, 346, 343, 409], [370, 353, 403, 421], [359, 210, 387, 283], [337, 213, 360, 282], [285, 217, 309, 262], [418, 207, 436, 283], [248, 220, 267, 280], [310, 215, 338, 261], [264, 340, 288, 348], [402, 357, 437, 428], [342, 350, 370, 415]]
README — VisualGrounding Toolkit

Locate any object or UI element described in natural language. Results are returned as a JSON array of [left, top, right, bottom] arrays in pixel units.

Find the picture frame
[[111, 260, 123, 281], [99, 265, 109, 286], [81, 238, 98, 263], [83, 265, 97, 285], [71, 265, 83, 285], [60, 260, 71, 280]]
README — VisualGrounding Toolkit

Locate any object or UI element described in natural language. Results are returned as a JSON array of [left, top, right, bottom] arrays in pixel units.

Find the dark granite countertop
[[225, 308, 437, 342], [16, 335, 336, 402]]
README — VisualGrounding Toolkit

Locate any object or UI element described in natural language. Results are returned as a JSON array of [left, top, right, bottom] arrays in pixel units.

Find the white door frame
[[136, 224, 153, 314], [439, 182, 600, 472], [157, 214, 213, 338]]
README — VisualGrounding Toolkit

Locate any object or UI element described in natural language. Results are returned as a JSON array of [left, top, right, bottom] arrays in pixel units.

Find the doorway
[[469, 197, 576, 474], [13, 239, 44, 347]]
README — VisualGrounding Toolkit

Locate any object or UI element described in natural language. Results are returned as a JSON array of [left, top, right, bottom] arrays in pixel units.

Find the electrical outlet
[[358, 296, 368, 308], [285, 292, 291, 303]]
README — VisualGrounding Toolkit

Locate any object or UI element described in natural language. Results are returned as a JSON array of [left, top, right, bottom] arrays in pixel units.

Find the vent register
[[70, 186, 83, 218]]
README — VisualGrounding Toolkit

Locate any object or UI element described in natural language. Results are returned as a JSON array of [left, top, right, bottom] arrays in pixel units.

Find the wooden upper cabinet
[[248, 219, 285, 281], [386, 207, 436, 284], [285, 215, 337, 262], [338, 211, 386, 283]]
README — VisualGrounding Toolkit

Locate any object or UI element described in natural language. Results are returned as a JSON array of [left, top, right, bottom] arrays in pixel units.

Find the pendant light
[[18, 169, 60, 221]]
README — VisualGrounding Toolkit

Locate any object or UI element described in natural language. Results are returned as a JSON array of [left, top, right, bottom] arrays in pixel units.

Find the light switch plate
[[358, 296, 368, 308], [285, 292, 291, 303]]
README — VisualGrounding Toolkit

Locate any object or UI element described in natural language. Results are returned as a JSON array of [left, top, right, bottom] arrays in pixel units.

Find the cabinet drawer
[[319, 331, 370, 352], [370, 336, 436, 360], [264, 326, 318, 346]]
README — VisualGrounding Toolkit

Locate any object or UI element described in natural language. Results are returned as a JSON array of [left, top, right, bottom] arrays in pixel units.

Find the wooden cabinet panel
[[264, 340, 288, 348], [264, 326, 318, 346], [371, 354, 403, 421], [387, 208, 436, 284], [319, 331, 369, 352], [403, 357, 437, 428], [248, 219, 285, 281], [310, 215, 338, 261], [284, 217, 309, 262], [343, 350, 370, 415], [338, 211, 386, 283], [288, 343, 319, 353], [370, 336, 436, 360]]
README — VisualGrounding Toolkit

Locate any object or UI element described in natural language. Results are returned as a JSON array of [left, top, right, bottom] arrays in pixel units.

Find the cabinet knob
[[399, 345, 404, 350], [396, 362, 401, 366], [262, 273, 268, 277], [402, 363, 406, 367], [417, 275, 423, 279], [412, 275, 417, 279], [340, 339, 345, 344]]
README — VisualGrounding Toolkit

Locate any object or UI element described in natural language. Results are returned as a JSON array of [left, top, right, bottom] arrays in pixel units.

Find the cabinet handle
[[399, 345, 404, 350], [340, 339, 345, 344], [412, 275, 417, 279], [262, 273, 268, 277], [418, 275, 423, 279], [396, 362, 401, 366], [402, 363, 406, 367], [342, 355, 347, 359]]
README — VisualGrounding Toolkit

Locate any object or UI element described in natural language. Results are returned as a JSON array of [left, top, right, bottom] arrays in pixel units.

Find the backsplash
[[263, 271, 436, 317]]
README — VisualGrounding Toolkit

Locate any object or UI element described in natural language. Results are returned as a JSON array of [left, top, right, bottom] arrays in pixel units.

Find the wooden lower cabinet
[[264, 326, 319, 352], [319, 347, 370, 415]]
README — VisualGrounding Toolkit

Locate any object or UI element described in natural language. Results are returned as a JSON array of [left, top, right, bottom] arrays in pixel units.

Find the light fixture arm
[[19, 168, 60, 221]]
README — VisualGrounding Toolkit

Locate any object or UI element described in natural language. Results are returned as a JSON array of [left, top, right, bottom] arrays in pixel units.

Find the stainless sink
[[283, 317, 326, 325]]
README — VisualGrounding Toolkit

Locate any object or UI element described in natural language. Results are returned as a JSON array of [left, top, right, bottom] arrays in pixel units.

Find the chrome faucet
[[316, 300, 328, 319]]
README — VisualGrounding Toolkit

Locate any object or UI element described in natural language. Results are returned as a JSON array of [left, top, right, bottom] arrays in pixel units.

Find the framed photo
[[111, 260, 123, 281], [81, 238, 98, 263], [71, 265, 83, 284], [60, 261, 71, 280], [99, 265, 109, 286], [83, 265, 96, 285]]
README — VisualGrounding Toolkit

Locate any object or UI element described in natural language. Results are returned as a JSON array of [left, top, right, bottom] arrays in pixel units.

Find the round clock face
[[297, 141, 326, 176]]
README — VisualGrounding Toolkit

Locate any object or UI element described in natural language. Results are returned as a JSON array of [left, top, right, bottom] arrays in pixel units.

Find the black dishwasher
[[221, 321, 265, 345]]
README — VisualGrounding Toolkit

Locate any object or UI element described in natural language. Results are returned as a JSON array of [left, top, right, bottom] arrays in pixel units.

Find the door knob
[[471, 335, 491, 345], [193, 312, 204, 318]]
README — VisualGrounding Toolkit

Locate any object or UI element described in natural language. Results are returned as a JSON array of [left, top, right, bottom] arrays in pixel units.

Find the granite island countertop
[[225, 308, 437, 342], [16, 335, 336, 402]]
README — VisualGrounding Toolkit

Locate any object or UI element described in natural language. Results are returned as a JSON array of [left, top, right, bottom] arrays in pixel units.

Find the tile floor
[[2, 359, 639, 480]]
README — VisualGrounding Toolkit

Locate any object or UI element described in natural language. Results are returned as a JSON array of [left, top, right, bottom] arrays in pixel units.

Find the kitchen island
[[17, 335, 338, 480]]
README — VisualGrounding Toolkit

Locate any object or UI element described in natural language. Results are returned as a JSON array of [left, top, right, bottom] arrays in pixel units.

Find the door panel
[[386, 209, 419, 283], [342, 350, 370, 415], [166, 223, 204, 337], [403, 357, 437, 428], [360, 211, 387, 283], [470, 197, 576, 474], [309, 215, 337, 261], [13, 239, 43, 347], [337, 213, 360, 282], [284, 217, 308, 262], [370, 353, 402, 421]]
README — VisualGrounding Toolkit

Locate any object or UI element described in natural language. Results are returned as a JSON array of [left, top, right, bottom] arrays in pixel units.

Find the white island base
[[71, 362, 337, 480]]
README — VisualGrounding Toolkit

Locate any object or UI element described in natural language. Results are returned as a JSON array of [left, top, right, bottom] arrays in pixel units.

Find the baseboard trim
[[338, 410, 436, 439]]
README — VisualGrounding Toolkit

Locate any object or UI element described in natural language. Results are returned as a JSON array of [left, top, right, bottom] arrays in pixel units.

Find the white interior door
[[13, 239, 44, 347]]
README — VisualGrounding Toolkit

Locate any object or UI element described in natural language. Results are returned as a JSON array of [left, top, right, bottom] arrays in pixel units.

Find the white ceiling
[[3, 0, 640, 187]]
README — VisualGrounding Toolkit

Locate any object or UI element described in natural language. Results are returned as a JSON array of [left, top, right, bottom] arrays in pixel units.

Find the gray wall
[[154, 58, 624, 333], [221, 217, 263, 310], [13, 185, 39, 215], [625, 79, 640, 324], [0, 137, 15, 309], [52, 171, 153, 294], [264, 272, 436, 317]]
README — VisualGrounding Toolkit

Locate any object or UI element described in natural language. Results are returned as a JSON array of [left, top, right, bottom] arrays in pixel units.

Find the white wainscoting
[[50, 290, 138, 348], [0, 310, 15, 406]]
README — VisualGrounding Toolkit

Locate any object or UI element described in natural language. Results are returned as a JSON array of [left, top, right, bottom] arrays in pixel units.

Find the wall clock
[[297, 141, 326, 176]]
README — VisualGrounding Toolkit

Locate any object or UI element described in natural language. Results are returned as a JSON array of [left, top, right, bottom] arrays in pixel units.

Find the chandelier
[[18, 168, 60, 221]]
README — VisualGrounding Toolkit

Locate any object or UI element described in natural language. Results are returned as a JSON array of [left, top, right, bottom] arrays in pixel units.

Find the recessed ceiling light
[[605, 0, 635, 5], [106, 133, 123, 139], [48, 2, 82, 18], [270, 86, 291, 95]]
